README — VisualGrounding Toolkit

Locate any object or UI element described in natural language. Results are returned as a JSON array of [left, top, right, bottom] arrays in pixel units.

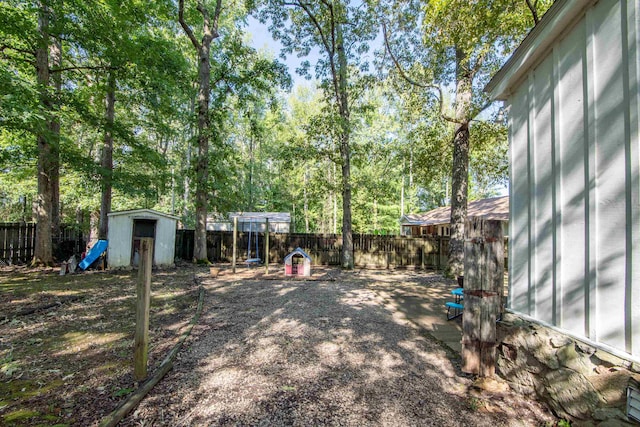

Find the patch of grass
[[0, 265, 203, 425], [112, 387, 135, 398], [2, 409, 40, 423], [467, 396, 485, 412]]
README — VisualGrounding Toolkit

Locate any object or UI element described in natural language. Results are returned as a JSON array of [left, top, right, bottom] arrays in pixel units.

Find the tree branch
[[179, 0, 201, 50], [381, 21, 460, 124], [525, 0, 540, 24], [0, 49, 36, 66], [1, 44, 35, 58], [470, 99, 494, 121], [213, 0, 222, 36], [50, 64, 118, 74], [295, 1, 333, 57]]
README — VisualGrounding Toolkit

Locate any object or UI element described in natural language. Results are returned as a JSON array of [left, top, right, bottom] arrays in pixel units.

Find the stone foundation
[[496, 312, 640, 425]]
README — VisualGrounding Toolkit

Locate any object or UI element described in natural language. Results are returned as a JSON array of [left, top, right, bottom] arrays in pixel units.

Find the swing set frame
[[231, 215, 270, 274]]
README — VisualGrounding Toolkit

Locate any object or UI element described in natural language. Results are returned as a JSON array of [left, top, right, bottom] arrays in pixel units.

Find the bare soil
[[1, 265, 556, 426]]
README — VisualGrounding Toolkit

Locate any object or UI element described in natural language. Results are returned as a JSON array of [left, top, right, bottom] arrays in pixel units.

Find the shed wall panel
[[557, 21, 588, 337], [628, 0, 640, 356], [107, 216, 133, 268], [154, 218, 176, 266], [507, 0, 640, 358], [591, 0, 627, 350], [532, 56, 555, 324], [509, 81, 532, 315]]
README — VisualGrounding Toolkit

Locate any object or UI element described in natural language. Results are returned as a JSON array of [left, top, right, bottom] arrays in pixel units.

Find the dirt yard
[[1, 265, 556, 426]]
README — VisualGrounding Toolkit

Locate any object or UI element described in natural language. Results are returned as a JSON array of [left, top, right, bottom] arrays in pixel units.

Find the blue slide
[[79, 239, 108, 270]]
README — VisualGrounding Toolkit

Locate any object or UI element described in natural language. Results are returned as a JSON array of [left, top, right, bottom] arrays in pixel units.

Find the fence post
[[461, 218, 504, 377], [232, 217, 237, 274], [134, 237, 153, 381]]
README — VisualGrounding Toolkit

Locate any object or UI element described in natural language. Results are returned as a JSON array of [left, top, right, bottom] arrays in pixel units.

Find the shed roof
[[284, 247, 312, 262], [401, 196, 509, 226], [228, 212, 291, 222], [107, 208, 179, 221], [485, 0, 596, 100]]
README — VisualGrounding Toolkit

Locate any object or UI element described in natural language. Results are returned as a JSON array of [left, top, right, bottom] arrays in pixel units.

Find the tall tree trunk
[[373, 199, 378, 233], [98, 71, 116, 240], [89, 210, 99, 247], [248, 135, 254, 210], [179, 0, 221, 263], [333, 163, 337, 235], [400, 172, 405, 217], [303, 171, 309, 233], [336, 21, 353, 269], [33, 1, 53, 266], [49, 36, 61, 241], [447, 47, 472, 277], [183, 143, 191, 222], [193, 38, 211, 262], [333, 163, 338, 234]]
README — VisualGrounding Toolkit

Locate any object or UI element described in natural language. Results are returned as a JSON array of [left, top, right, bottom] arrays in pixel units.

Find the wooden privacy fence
[[0, 223, 86, 265], [0, 222, 35, 265], [175, 230, 452, 269]]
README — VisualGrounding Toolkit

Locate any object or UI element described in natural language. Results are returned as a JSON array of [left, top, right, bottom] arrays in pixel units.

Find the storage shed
[[485, 0, 640, 359], [107, 209, 179, 268], [284, 247, 311, 277], [206, 212, 291, 233]]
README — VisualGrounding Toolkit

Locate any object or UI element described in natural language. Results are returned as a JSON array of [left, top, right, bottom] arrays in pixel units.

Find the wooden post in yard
[[134, 237, 153, 381], [461, 218, 504, 377], [232, 216, 237, 274], [265, 218, 269, 274]]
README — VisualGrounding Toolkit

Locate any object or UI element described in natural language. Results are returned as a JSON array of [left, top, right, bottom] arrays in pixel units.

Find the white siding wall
[[107, 211, 177, 268], [107, 215, 133, 268], [154, 217, 176, 266], [508, 0, 640, 357]]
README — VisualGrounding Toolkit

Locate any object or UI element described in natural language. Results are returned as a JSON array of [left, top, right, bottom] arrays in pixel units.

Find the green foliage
[[1, 0, 549, 240]]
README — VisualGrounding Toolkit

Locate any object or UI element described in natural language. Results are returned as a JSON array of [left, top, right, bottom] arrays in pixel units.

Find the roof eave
[[485, 0, 596, 101], [107, 208, 179, 221]]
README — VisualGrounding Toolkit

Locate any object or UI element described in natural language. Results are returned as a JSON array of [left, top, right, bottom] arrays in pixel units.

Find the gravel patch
[[122, 269, 554, 426]]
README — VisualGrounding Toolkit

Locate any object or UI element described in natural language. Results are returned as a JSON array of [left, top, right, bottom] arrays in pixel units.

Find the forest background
[[0, 0, 552, 269]]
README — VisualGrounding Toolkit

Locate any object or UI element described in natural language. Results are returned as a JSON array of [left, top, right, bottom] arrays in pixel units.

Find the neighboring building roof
[[401, 196, 509, 226], [485, 0, 595, 100], [107, 208, 179, 221], [228, 212, 291, 223], [284, 247, 311, 262]]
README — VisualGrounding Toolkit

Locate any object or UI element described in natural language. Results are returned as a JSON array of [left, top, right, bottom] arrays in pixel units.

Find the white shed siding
[[505, 0, 640, 357], [107, 209, 178, 268], [107, 215, 134, 267], [558, 20, 588, 337], [154, 217, 176, 266], [630, 0, 640, 358], [509, 81, 532, 315]]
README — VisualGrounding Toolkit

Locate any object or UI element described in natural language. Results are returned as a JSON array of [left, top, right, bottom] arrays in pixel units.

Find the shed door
[[132, 219, 156, 266]]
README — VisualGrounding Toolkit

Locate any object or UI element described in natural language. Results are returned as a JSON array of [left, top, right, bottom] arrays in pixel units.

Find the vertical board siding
[[509, 81, 532, 315], [558, 21, 588, 337], [508, 0, 640, 357], [533, 56, 555, 324], [592, 0, 627, 351], [628, 0, 640, 357]]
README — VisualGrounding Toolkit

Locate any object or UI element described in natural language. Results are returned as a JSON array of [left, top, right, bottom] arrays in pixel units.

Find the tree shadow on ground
[[122, 268, 555, 426]]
